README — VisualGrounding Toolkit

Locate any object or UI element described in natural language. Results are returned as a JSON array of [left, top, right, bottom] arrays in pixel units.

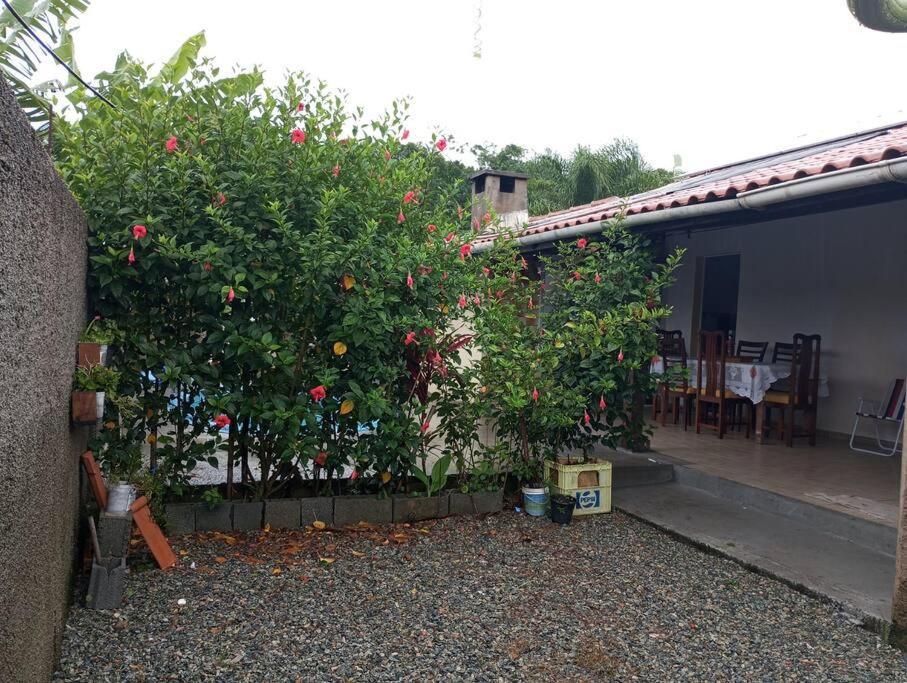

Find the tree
[[0, 0, 88, 132]]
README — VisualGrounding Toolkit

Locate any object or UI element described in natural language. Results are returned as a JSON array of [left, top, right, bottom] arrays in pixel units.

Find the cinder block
[[300, 497, 333, 526], [393, 494, 448, 523], [232, 501, 263, 531], [264, 499, 301, 529], [96, 511, 132, 557], [449, 491, 503, 515], [333, 496, 392, 527], [196, 503, 232, 531], [85, 557, 126, 610], [449, 492, 473, 515], [164, 503, 196, 535]]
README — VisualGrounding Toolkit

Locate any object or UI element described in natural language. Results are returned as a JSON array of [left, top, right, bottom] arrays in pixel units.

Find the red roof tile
[[473, 121, 907, 245]]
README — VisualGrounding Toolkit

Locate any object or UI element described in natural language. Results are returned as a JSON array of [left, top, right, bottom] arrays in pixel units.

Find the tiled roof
[[473, 121, 907, 246]]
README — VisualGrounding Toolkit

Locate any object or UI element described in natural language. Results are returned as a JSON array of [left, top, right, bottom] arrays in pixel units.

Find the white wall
[[662, 198, 907, 437]]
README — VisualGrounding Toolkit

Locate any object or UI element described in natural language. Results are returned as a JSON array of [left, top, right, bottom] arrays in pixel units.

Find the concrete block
[[96, 511, 132, 558], [195, 503, 232, 532], [232, 501, 263, 531], [264, 499, 301, 529], [164, 503, 196, 535], [85, 557, 126, 610], [300, 497, 333, 526], [450, 491, 503, 515], [393, 494, 448, 523], [334, 496, 392, 527], [449, 492, 473, 516]]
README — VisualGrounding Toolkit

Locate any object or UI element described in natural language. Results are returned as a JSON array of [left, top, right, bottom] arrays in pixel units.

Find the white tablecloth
[[650, 358, 829, 404]]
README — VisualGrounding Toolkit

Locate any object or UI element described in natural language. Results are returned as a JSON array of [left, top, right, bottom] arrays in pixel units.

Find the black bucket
[[550, 494, 575, 524]]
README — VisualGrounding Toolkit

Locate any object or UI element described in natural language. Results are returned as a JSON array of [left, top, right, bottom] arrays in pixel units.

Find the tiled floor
[[647, 422, 902, 526]]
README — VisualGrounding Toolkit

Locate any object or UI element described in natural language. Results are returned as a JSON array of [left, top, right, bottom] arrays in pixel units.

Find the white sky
[[42, 0, 907, 173]]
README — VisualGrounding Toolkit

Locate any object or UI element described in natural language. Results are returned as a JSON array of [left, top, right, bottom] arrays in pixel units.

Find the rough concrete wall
[[0, 77, 88, 681]]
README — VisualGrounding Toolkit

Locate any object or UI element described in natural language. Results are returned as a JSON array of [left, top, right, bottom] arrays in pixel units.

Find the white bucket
[[106, 483, 135, 515], [95, 391, 105, 423]]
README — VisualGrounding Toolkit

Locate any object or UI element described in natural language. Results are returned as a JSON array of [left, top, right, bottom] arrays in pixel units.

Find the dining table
[[650, 357, 829, 443]]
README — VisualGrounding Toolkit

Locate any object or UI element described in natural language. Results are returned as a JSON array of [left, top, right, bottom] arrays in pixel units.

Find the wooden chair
[[659, 334, 693, 429], [652, 329, 685, 420], [736, 340, 768, 362], [695, 331, 750, 438], [762, 334, 821, 446], [772, 342, 795, 364]]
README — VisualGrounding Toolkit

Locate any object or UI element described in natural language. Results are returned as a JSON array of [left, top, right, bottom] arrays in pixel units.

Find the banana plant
[[412, 454, 452, 497]]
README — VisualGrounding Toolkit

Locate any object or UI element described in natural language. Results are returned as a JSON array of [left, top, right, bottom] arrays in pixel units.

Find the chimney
[[470, 169, 529, 230]]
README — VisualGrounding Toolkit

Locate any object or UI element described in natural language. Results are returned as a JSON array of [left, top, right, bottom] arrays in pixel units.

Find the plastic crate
[[545, 458, 613, 516]]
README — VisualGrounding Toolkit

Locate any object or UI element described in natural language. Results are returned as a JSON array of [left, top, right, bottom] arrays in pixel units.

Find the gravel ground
[[55, 511, 907, 682]]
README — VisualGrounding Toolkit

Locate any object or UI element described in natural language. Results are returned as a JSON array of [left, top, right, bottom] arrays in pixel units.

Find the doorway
[[697, 254, 741, 342]]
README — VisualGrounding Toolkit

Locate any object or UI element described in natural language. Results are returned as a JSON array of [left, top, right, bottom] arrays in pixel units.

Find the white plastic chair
[[849, 379, 905, 457]]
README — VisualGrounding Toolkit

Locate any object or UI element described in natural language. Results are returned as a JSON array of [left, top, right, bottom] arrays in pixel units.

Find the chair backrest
[[661, 333, 688, 390], [697, 330, 727, 396], [883, 379, 906, 420], [788, 333, 821, 407], [737, 340, 768, 362], [772, 341, 794, 364], [725, 329, 736, 356]]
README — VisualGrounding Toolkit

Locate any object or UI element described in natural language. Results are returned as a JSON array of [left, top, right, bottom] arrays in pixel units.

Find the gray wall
[[0, 77, 88, 681], [661, 198, 907, 437]]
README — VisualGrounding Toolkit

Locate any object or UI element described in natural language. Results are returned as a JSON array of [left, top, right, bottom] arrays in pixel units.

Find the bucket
[[522, 486, 548, 517], [106, 483, 135, 515], [550, 494, 575, 524]]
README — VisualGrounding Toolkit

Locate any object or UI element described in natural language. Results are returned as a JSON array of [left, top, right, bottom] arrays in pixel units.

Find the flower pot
[[106, 483, 136, 515], [522, 485, 548, 517], [550, 494, 575, 525], [71, 391, 98, 425], [95, 391, 105, 423], [77, 342, 108, 368]]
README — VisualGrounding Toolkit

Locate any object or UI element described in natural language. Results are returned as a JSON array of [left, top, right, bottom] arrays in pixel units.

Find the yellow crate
[[545, 458, 613, 490], [545, 459, 613, 515]]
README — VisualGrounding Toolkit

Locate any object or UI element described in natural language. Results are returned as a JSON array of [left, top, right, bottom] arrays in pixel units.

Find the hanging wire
[[1, 0, 117, 109]]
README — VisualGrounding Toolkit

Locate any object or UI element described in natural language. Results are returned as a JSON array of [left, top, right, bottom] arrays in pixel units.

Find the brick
[[333, 496, 392, 527], [195, 503, 233, 531], [164, 503, 196, 535], [232, 501, 263, 531], [264, 499, 301, 529], [300, 497, 333, 527], [393, 494, 448, 523]]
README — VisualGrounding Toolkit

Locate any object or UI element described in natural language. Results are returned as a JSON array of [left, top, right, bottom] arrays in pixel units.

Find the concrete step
[[600, 451, 676, 489], [615, 481, 895, 622]]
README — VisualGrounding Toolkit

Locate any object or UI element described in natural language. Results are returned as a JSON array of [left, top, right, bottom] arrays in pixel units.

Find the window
[[499, 176, 515, 193], [474, 176, 486, 194]]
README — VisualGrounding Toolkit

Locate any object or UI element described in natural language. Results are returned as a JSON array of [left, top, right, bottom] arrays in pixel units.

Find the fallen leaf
[[319, 556, 336, 565], [179, 549, 189, 556], [272, 567, 282, 575], [350, 550, 365, 558], [214, 556, 227, 564], [312, 520, 326, 531], [263, 524, 271, 533], [341, 274, 356, 290]]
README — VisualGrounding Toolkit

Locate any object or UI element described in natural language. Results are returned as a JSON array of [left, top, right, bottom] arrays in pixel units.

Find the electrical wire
[[1, 0, 117, 110]]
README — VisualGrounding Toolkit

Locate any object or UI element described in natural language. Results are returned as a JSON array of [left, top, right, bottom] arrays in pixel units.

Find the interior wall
[[662, 199, 907, 437], [0, 77, 88, 681]]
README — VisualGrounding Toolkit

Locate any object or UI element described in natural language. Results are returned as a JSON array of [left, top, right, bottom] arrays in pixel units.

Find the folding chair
[[849, 378, 905, 457]]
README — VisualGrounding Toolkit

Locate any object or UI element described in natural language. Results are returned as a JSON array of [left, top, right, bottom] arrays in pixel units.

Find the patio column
[[893, 390, 907, 628]]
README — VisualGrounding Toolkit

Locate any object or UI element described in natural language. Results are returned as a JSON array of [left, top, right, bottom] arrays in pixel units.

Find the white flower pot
[[106, 483, 135, 515], [95, 391, 105, 424]]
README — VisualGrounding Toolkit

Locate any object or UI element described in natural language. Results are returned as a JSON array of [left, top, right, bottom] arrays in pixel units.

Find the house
[[471, 124, 907, 620]]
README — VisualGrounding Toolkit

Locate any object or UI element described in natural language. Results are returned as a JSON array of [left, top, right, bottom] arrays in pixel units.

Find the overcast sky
[[45, 0, 907, 173]]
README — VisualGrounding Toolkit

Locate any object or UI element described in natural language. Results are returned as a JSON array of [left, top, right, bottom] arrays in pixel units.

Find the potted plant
[[550, 493, 575, 524], [77, 317, 120, 369], [72, 365, 120, 425], [90, 394, 142, 514]]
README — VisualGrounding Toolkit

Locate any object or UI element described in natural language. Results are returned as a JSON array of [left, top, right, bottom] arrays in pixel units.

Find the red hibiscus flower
[[532, 387, 539, 403], [528, 297, 534, 309], [584, 410, 591, 426], [165, 136, 178, 153], [404, 331, 418, 346], [214, 414, 231, 429], [573, 271, 582, 281], [482, 266, 491, 277], [406, 272, 414, 289], [436, 138, 447, 152], [402, 129, 410, 140], [577, 238, 587, 249], [594, 273, 602, 283], [444, 232, 455, 244], [482, 212, 491, 225], [203, 261, 213, 272], [215, 192, 227, 206], [427, 224, 437, 233], [398, 211, 406, 224], [226, 287, 235, 303], [309, 385, 327, 402], [459, 243, 472, 259], [132, 224, 147, 239], [332, 165, 340, 177], [296, 102, 305, 112], [314, 451, 328, 467], [403, 191, 416, 204], [127, 247, 136, 265], [349, 469, 359, 480], [471, 218, 480, 231], [458, 294, 467, 309], [599, 395, 607, 411], [473, 294, 481, 305], [384, 149, 392, 161], [420, 420, 430, 433], [291, 128, 306, 144], [617, 349, 624, 364]]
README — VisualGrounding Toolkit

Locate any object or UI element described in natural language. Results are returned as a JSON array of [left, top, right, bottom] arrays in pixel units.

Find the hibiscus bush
[[55, 52, 486, 499]]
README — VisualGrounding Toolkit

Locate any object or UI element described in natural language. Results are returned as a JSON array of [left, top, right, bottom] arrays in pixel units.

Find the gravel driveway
[[55, 511, 907, 682]]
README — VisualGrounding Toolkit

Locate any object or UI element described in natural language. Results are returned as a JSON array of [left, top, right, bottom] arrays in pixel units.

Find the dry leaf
[[380, 471, 391, 484], [272, 567, 282, 575], [319, 556, 336, 565], [312, 520, 326, 531], [341, 274, 356, 290], [179, 549, 189, 556], [339, 399, 354, 415], [350, 550, 365, 558], [214, 556, 227, 564]]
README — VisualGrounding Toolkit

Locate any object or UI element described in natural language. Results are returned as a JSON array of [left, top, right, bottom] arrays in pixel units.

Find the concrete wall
[[661, 199, 907, 437], [0, 77, 88, 681], [472, 174, 529, 229]]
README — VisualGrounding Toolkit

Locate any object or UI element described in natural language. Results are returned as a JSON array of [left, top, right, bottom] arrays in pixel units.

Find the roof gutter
[[472, 156, 907, 253]]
